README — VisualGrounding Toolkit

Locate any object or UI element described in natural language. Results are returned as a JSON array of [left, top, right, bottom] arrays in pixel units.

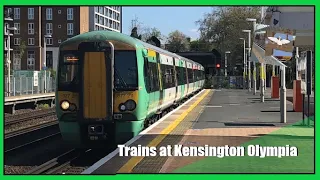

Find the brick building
[[7, 6, 122, 71]]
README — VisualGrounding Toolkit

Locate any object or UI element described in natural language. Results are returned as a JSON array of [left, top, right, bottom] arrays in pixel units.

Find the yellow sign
[[147, 49, 156, 57]]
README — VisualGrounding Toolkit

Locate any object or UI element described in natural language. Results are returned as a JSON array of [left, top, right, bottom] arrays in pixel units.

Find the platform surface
[[5, 93, 55, 103], [83, 89, 314, 174]]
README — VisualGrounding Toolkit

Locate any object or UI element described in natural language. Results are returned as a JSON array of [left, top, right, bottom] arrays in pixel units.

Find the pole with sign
[[306, 50, 313, 126]]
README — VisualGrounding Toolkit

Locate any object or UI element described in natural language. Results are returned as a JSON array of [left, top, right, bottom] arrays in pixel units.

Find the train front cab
[[57, 39, 144, 148]]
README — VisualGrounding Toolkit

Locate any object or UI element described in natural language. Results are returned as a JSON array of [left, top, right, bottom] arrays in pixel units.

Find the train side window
[[148, 62, 158, 92], [184, 67, 188, 84], [144, 57, 151, 92], [153, 62, 160, 91], [187, 68, 193, 83]]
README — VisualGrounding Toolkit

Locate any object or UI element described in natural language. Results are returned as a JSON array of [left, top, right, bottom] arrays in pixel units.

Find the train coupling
[[88, 125, 107, 140]]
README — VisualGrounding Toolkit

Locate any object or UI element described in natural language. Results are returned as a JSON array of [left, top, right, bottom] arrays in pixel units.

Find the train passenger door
[[157, 53, 164, 111], [79, 41, 114, 123], [173, 58, 178, 103], [144, 49, 160, 115]]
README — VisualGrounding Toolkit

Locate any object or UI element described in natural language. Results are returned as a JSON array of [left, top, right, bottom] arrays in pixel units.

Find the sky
[[272, 33, 294, 57], [122, 7, 213, 41]]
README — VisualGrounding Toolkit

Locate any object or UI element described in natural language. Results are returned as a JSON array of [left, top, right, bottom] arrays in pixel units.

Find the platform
[[5, 93, 55, 106], [82, 89, 314, 174]]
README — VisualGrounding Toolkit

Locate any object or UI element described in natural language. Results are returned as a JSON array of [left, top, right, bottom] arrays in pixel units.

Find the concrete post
[[280, 66, 287, 123], [264, 64, 267, 90], [260, 63, 265, 102], [243, 39, 246, 89], [253, 62, 257, 95]]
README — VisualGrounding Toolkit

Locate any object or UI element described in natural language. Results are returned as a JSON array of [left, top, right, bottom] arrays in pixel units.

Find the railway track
[[26, 148, 108, 174], [5, 108, 56, 126], [5, 120, 59, 153], [26, 147, 115, 174]]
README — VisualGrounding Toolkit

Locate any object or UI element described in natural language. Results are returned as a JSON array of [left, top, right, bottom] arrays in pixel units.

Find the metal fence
[[205, 76, 245, 89], [4, 76, 56, 97]]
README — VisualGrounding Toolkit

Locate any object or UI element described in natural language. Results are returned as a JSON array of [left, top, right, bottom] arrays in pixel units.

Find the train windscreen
[[58, 49, 138, 91], [114, 50, 138, 90], [58, 51, 80, 91]]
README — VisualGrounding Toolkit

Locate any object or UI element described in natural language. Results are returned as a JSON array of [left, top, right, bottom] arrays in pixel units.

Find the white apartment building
[[89, 6, 122, 32]]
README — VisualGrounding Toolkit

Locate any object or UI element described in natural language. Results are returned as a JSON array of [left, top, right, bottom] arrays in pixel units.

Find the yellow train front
[[56, 32, 146, 148]]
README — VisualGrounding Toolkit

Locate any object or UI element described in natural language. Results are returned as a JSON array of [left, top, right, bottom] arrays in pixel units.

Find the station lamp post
[[239, 38, 246, 89], [5, 17, 17, 97], [224, 51, 231, 77], [246, 18, 257, 95], [43, 34, 52, 93], [242, 29, 251, 92]]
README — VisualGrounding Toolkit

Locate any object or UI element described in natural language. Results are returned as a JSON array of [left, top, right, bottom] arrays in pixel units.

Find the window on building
[[46, 38, 53, 45], [14, 38, 20, 45], [27, 51, 35, 70], [5, 38, 8, 49], [28, 8, 34, 20], [67, 8, 73, 20], [99, 6, 103, 14], [94, 14, 98, 24], [46, 51, 53, 68], [28, 38, 35, 45], [13, 51, 21, 70], [14, 23, 20, 34], [14, 8, 20, 19], [46, 23, 53, 35], [46, 8, 52, 20], [99, 16, 103, 24], [28, 23, 34, 34], [67, 23, 73, 35]]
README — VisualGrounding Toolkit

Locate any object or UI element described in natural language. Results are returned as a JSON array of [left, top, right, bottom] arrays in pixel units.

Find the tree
[[196, 7, 261, 69], [130, 27, 142, 40], [165, 30, 190, 52], [18, 40, 26, 61], [144, 27, 163, 47], [189, 39, 213, 52]]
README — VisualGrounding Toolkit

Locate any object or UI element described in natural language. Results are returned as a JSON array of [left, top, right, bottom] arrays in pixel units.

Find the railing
[[4, 76, 56, 97], [205, 76, 244, 89]]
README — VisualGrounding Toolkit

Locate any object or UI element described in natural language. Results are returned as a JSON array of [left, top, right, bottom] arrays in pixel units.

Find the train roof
[[60, 30, 203, 68]]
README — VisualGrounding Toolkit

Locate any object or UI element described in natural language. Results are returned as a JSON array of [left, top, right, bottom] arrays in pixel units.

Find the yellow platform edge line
[[117, 89, 211, 173]]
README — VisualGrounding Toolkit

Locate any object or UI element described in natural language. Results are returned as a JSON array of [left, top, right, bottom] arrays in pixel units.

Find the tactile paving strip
[[131, 91, 214, 173], [91, 90, 213, 174]]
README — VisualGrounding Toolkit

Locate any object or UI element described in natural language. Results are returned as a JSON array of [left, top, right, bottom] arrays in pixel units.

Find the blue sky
[[122, 7, 213, 41]]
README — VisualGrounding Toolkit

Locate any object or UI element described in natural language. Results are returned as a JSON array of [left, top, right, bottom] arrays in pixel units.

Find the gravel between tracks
[[5, 109, 38, 117], [5, 166, 35, 174], [5, 115, 57, 134]]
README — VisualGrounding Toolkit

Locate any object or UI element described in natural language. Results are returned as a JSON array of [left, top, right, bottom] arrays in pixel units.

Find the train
[[56, 30, 205, 148]]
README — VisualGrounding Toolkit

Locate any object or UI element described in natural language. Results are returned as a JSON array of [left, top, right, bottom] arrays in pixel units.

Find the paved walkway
[[85, 89, 314, 174]]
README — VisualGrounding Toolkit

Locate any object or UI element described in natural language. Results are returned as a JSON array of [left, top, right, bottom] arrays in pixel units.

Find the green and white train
[[56, 30, 205, 148]]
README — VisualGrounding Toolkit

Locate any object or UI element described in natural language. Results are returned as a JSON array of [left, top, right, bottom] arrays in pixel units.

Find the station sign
[[33, 71, 39, 87]]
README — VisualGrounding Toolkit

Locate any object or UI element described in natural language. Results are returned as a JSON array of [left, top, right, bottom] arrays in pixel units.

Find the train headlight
[[60, 100, 70, 110], [119, 104, 126, 111], [125, 99, 136, 111]]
